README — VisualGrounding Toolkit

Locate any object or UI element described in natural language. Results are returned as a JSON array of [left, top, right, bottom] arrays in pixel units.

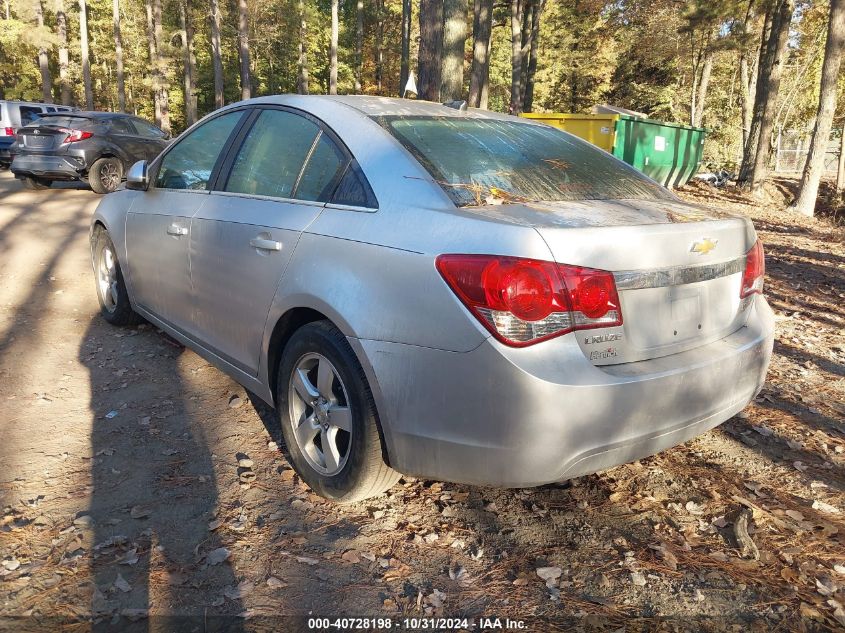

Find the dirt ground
[[0, 170, 843, 632]]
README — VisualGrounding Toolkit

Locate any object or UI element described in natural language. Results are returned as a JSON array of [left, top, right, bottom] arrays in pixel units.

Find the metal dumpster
[[521, 112, 706, 188]]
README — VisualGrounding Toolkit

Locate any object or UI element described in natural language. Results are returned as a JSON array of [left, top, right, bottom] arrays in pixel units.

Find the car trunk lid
[[463, 198, 757, 365]]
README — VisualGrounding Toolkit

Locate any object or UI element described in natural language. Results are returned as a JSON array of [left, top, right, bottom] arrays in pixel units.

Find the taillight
[[1, 127, 14, 136], [740, 239, 765, 298], [436, 254, 623, 347], [61, 129, 93, 144]]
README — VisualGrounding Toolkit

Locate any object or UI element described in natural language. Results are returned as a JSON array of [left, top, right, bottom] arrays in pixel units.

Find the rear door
[[125, 110, 247, 337], [189, 107, 351, 375], [106, 117, 145, 167]]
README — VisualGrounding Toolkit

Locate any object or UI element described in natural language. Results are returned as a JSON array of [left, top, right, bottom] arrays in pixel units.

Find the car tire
[[89, 157, 123, 194], [277, 321, 400, 503], [22, 176, 52, 190], [92, 226, 142, 326]]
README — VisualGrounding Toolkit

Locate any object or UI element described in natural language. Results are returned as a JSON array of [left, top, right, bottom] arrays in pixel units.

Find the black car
[[10, 112, 169, 193]]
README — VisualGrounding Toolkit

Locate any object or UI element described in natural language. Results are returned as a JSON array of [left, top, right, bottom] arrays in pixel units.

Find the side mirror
[[126, 160, 149, 191]]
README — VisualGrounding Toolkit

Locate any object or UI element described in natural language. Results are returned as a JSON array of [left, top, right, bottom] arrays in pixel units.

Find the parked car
[[11, 111, 169, 193], [89, 96, 775, 502], [0, 100, 75, 168]]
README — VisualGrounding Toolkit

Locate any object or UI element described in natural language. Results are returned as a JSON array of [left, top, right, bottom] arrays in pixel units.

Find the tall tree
[[523, 0, 544, 113], [297, 0, 309, 94], [329, 0, 338, 94], [838, 123, 845, 194], [468, 0, 493, 108], [57, 0, 71, 105], [691, 43, 714, 126], [418, 0, 443, 101], [355, 0, 364, 93], [113, 0, 126, 112], [400, 0, 411, 95], [375, 0, 384, 92], [441, 0, 467, 101], [210, 0, 224, 107], [237, 0, 251, 99], [153, 0, 170, 132], [79, 0, 93, 109], [179, 0, 198, 124], [36, 0, 52, 103], [509, 0, 524, 113], [144, 0, 160, 122], [790, 0, 844, 216], [738, 0, 794, 192]]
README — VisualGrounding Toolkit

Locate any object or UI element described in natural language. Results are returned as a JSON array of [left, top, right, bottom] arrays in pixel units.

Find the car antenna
[[442, 100, 467, 112]]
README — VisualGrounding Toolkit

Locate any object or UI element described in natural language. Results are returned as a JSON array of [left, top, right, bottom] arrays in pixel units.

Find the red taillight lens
[[740, 239, 765, 298], [1, 127, 14, 136], [436, 254, 623, 347], [61, 129, 93, 144]]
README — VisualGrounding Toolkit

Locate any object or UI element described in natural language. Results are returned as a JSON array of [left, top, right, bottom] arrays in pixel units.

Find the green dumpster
[[612, 116, 706, 188], [520, 112, 706, 188]]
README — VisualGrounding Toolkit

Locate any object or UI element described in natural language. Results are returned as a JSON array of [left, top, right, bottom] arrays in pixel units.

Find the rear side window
[[131, 118, 166, 139], [226, 109, 337, 201], [19, 106, 43, 126], [379, 116, 672, 206], [155, 111, 244, 190], [109, 118, 134, 134]]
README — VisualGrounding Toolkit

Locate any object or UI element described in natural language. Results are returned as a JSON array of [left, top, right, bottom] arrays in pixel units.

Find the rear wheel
[[92, 226, 142, 326], [277, 321, 399, 502], [89, 157, 123, 194], [22, 176, 52, 190]]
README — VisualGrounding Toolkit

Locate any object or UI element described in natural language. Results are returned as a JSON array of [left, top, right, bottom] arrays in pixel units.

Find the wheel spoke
[[328, 405, 352, 433], [322, 427, 341, 473], [316, 359, 334, 401], [295, 415, 319, 448], [292, 368, 319, 403], [110, 281, 119, 305]]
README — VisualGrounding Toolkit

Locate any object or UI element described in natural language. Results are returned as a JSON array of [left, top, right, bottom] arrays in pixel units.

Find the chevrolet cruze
[[89, 96, 775, 502]]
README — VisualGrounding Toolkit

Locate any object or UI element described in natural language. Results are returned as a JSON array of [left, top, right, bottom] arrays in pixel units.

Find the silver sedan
[[90, 96, 775, 502]]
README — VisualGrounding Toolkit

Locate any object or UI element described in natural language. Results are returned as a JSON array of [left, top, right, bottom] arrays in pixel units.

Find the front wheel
[[277, 321, 399, 502], [92, 227, 142, 326], [89, 157, 123, 194], [22, 176, 52, 190]]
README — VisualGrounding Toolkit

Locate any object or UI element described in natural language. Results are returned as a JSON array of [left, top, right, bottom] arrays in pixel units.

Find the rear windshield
[[377, 116, 672, 206], [34, 115, 91, 129]]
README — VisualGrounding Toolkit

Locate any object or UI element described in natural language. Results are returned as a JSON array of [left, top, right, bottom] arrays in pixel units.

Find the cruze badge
[[690, 238, 718, 255]]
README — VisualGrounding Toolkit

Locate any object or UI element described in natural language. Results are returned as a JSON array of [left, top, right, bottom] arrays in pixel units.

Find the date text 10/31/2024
[[307, 617, 528, 630]]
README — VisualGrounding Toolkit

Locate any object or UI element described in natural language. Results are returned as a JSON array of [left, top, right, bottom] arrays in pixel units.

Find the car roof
[[38, 111, 124, 119], [240, 95, 517, 122]]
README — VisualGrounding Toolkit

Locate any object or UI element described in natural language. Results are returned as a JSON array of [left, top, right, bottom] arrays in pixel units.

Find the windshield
[[33, 115, 91, 129], [378, 116, 672, 206]]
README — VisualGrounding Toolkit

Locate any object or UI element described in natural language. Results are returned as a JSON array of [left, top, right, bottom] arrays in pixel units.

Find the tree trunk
[[836, 123, 845, 193], [468, 0, 492, 108], [237, 0, 251, 99], [355, 0, 364, 93], [329, 0, 338, 94], [738, 0, 794, 192], [441, 0, 467, 102], [153, 0, 170, 133], [297, 0, 309, 94], [400, 0, 411, 96], [523, 0, 543, 113], [113, 0, 125, 111], [375, 0, 384, 92], [144, 0, 161, 124], [79, 0, 93, 109], [518, 0, 532, 107], [509, 0, 524, 114], [211, 0, 224, 107], [790, 0, 845, 216], [418, 0, 443, 101], [692, 47, 713, 127], [36, 0, 52, 103], [180, 0, 198, 125], [57, 3, 71, 105]]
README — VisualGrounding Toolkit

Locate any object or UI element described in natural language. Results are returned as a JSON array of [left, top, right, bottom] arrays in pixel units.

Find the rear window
[[378, 116, 671, 206], [34, 115, 91, 129]]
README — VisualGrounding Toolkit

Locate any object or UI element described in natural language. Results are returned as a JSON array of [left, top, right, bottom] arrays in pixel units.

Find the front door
[[190, 108, 349, 375], [125, 110, 246, 337]]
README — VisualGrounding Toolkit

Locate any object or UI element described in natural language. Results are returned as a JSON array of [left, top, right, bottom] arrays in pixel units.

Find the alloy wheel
[[97, 245, 119, 313], [288, 352, 353, 476], [100, 162, 120, 192]]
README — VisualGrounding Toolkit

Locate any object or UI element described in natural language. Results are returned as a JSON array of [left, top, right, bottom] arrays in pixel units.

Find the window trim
[[212, 104, 378, 210], [148, 106, 253, 192]]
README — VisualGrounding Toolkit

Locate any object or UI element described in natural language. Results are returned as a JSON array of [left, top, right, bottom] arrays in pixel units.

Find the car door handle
[[166, 223, 188, 236], [250, 237, 282, 252]]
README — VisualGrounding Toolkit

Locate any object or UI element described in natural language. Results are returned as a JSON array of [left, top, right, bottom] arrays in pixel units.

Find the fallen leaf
[[114, 574, 132, 593], [206, 547, 231, 566], [223, 581, 254, 600]]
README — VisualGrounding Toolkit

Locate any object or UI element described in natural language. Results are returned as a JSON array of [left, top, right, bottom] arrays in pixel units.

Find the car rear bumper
[[10, 153, 85, 180], [353, 295, 775, 487]]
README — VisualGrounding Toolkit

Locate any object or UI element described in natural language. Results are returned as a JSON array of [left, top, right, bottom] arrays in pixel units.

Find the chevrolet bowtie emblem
[[690, 238, 718, 255]]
